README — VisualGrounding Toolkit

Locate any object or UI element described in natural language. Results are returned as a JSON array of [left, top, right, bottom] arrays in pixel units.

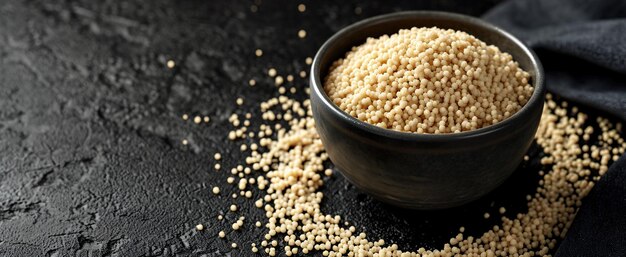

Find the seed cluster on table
[[324, 27, 534, 134], [175, 5, 625, 257]]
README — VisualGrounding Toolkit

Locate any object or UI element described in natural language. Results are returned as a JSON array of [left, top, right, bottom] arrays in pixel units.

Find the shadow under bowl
[[309, 11, 545, 210]]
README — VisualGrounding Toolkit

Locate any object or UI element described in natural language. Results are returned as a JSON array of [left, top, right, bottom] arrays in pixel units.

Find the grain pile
[[196, 14, 625, 257], [324, 27, 534, 133]]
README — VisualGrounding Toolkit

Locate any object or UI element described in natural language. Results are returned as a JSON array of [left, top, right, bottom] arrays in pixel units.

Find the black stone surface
[[1, 0, 597, 256]]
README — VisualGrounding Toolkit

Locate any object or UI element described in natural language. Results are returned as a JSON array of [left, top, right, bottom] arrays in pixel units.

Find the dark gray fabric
[[484, 0, 626, 120], [483, 0, 626, 255]]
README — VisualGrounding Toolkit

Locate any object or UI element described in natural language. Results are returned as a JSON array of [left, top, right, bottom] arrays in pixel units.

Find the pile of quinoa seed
[[324, 27, 534, 134], [196, 17, 625, 257]]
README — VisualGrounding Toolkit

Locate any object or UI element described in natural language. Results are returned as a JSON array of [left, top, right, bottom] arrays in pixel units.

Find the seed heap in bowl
[[324, 27, 534, 133]]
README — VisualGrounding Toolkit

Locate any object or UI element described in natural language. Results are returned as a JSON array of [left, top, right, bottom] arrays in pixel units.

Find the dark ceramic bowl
[[310, 11, 545, 209]]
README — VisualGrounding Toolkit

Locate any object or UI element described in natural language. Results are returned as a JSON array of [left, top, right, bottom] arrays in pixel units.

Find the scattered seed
[[275, 76, 284, 86], [268, 68, 277, 77], [297, 29, 307, 38], [166, 60, 175, 69]]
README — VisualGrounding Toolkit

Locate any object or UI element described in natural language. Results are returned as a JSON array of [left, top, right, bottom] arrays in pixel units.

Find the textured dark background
[[0, 0, 605, 256]]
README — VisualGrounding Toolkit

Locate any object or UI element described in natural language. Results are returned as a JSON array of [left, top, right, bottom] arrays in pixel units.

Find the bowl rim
[[310, 10, 545, 143]]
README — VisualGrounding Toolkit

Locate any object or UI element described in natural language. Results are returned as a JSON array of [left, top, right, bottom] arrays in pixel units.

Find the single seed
[[182, 114, 189, 120], [218, 231, 226, 238], [305, 57, 312, 65], [255, 49, 263, 57], [268, 68, 277, 77], [249, 79, 256, 86], [231, 243, 237, 248], [298, 29, 307, 38], [193, 116, 202, 124], [214, 163, 221, 170], [236, 98, 244, 105], [166, 60, 175, 69], [182, 139, 188, 145], [212, 186, 220, 195], [230, 204, 238, 212], [214, 153, 222, 160], [196, 224, 204, 231], [275, 76, 284, 86], [484, 212, 490, 219], [297, 3, 306, 12]]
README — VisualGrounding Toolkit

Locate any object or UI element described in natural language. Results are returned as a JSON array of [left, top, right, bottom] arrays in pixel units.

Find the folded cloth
[[483, 0, 626, 255]]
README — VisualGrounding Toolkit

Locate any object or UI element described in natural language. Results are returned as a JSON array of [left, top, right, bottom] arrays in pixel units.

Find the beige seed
[[268, 68, 277, 77], [212, 186, 220, 195], [193, 116, 201, 124], [275, 76, 284, 86], [297, 4, 306, 12], [195, 224, 204, 231], [218, 230, 225, 238], [297, 29, 306, 38], [255, 49, 263, 57], [166, 60, 175, 69]]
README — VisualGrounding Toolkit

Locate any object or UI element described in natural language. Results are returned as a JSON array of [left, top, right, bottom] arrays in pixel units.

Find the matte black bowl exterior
[[310, 11, 545, 209]]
